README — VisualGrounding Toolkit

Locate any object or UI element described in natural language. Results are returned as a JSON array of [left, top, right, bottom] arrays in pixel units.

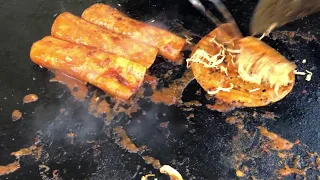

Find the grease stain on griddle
[[50, 71, 88, 101]]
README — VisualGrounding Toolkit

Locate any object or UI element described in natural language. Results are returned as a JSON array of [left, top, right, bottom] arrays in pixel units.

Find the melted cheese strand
[[293, 70, 306, 76], [249, 88, 260, 92], [208, 83, 234, 95]]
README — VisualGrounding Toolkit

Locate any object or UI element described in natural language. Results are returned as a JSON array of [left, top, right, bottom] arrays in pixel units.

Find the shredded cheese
[[141, 174, 155, 180], [186, 36, 239, 80], [184, 35, 193, 45], [207, 83, 234, 95], [186, 49, 225, 68], [220, 66, 228, 76], [236, 170, 245, 177], [259, 33, 266, 40], [294, 70, 313, 81], [293, 70, 306, 76], [65, 57, 72, 62], [188, 35, 295, 96], [236, 43, 296, 94], [302, 59, 306, 64], [160, 165, 183, 180], [306, 70, 313, 81], [249, 88, 260, 92]]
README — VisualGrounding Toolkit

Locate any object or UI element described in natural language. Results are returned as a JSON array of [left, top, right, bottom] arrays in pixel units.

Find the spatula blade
[[250, 0, 320, 35]]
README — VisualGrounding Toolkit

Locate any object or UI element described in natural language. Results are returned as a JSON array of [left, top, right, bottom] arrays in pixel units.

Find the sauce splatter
[[142, 156, 161, 169], [144, 74, 158, 90], [225, 116, 244, 130], [261, 111, 278, 120], [277, 152, 294, 159], [206, 101, 236, 113], [50, 71, 88, 101], [12, 110, 22, 122], [316, 156, 320, 168], [23, 94, 38, 103], [88, 95, 114, 124], [88, 89, 143, 124], [66, 132, 75, 145], [186, 113, 194, 120], [257, 126, 295, 151], [113, 126, 146, 153], [151, 70, 193, 105], [0, 161, 20, 176], [96, 100, 111, 117], [278, 165, 306, 176], [183, 100, 202, 107], [160, 121, 169, 128], [11, 145, 42, 160], [236, 169, 245, 177]]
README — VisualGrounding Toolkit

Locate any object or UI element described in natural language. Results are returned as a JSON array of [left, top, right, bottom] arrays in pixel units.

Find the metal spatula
[[250, 0, 320, 35]]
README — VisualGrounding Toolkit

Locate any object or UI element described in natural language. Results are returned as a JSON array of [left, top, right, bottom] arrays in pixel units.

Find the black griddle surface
[[0, 0, 319, 179]]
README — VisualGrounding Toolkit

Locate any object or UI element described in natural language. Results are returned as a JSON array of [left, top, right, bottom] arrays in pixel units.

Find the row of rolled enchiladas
[[30, 3, 187, 100]]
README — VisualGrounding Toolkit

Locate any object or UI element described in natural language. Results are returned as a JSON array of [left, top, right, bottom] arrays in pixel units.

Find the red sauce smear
[[12, 110, 22, 122], [23, 94, 39, 103], [0, 161, 20, 176], [257, 126, 295, 151], [50, 71, 88, 101]]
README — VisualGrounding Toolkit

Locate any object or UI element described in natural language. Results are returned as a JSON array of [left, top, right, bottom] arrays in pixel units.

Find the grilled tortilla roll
[[188, 24, 295, 107], [82, 3, 186, 62], [51, 12, 157, 68], [30, 36, 146, 100]]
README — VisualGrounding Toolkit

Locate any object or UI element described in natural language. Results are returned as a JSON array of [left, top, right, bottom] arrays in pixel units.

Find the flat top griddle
[[0, 0, 319, 179]]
